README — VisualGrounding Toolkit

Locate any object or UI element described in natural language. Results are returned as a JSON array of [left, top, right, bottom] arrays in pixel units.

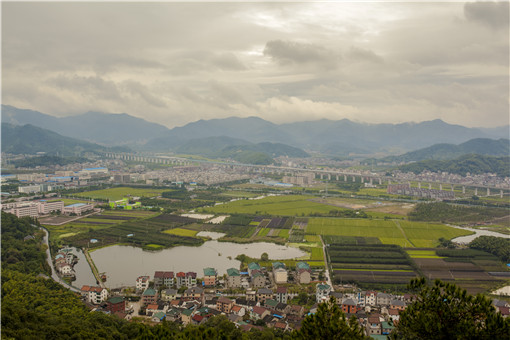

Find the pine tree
[[391, 278, 510, 339]]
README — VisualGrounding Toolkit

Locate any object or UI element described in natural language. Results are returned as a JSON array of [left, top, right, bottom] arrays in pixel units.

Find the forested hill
[[398, 154, 510, 177], [0, 211, 289, 339], [1, 123, 129, 156], [378, 138, 510, 163]]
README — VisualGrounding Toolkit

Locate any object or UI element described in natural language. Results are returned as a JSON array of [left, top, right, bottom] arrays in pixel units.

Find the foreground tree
[[293, 298, 368, 339], [391, 278, 510, 339]]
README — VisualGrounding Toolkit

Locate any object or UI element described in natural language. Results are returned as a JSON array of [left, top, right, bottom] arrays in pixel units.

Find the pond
[[71, 247, 98, 288], [89, 241, 306, 288]]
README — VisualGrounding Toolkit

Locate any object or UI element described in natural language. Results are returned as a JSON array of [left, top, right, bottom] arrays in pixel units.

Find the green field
[[202, 195, 344, 216], [163, 228, 199, 237], [398, 221, 473, 247], [74, 187, 165, 201], [406, 250, 443, 259], [279, 229, 290, 238], [307, 218, 472, 248]]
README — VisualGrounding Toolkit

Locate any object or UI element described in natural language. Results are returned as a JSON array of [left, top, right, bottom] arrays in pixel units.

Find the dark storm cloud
[[464, 1, 509, 30]]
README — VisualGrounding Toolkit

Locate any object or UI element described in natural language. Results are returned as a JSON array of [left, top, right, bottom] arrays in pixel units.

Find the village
[[76, 260, 422, 338]]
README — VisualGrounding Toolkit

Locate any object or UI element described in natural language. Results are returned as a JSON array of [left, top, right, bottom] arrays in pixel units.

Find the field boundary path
[[393, 220, 415, 248], [84, 249, 106, 289], [319, 235, 334, 291]]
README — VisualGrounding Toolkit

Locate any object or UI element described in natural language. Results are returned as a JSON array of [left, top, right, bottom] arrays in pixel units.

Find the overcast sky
[[2, 1, 509, 128]]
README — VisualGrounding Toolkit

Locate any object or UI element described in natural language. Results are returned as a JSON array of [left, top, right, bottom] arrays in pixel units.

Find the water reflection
[[89, 241, 306, 288]]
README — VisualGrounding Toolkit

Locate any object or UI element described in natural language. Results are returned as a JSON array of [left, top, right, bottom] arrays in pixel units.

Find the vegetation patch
[[74, 187, 164, 201], [163, 228, 199, 237]]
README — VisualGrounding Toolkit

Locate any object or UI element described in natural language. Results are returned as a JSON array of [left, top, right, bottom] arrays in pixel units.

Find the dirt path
[[393, 220, 415, 248], [319, 235, 334, 291], [83, 248, 106, 289]]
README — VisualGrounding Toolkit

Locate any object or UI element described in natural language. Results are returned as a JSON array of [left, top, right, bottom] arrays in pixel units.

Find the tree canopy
[[391, 278, 510, 339]]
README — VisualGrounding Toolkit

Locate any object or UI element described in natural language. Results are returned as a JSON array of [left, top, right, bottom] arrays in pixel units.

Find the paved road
[[319, 235, 334, 291], [39, 226, 81, 293]]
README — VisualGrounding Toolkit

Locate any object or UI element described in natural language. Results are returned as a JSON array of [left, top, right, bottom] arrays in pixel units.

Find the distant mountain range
[[378, 138, 510, 163], [2, 105, 169, 145], [1, 123, 129, 156], [398, 154, 510, 178], [3, 105, 509, 156]]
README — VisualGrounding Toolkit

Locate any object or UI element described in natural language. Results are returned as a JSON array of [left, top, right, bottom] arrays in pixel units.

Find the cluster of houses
[[54, 248, 77, 278], [77, 262, 510, 337]]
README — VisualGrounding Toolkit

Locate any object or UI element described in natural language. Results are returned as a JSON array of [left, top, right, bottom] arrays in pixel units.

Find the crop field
[[406, 250, 443, 258], [279, 229, 290, 238], [307, 218, 473, 248], [307, 218, 405, 244], [323, 235, 381, 245], [44, 210, 160, 245], [398, 221, 473, 247], [202, 195, 344, 216], [327, 243, 418, 289], [211, 225, 256, 238], [61, 198, 94, 206], [163, 228, 199, 237], [74, 187, 165, 201]]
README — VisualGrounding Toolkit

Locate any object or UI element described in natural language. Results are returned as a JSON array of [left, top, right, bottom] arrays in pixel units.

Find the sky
[[2, 1, 509, 129]]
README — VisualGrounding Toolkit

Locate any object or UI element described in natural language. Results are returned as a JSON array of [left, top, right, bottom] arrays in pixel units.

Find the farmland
[[201, 195, 347, 216], [327, 242, 418, 290], [307, 218, 472, 248], [73, 187, 165, 201]]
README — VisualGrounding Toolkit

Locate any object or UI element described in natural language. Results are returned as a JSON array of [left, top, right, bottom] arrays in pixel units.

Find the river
[[89, 236, 306, 288], [450, 225, 510, 244]]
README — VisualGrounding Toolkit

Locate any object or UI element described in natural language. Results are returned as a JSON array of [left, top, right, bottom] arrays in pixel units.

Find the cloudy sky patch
[[2, 1, 508, 128]]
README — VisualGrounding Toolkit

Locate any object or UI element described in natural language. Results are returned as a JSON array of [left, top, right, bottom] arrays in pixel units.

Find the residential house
[[355, 291, 366, 307], [295, 262, 311, 284], [152, 311, 166, 323], [181, 309, 193, 325], [342, 298, 358, 314], [251, 306, 271, 320], [81, 285, 108, 305], [182, 287, 205, 305], [264, 299, 279, 311], [388, 308, 401, 322], [316, 283, 331, 303], [377, 292, 391, 306], [154, 271, 174, 289], [106, 296, 126, 313], [165, 308, 181, 322], [366, 316, 382, 336], [136, 276, 150, 291], [390, 299, 406, 311], [246, 290, 257, 302], [216, 297, 234, 314], [273, 262, 288, 284], [275, 302, 291, 316], [365, 291, 377, 306], [176, 272, 186, 288], [288, 304, 304, 316], [186, 272, 197, 287], [274, 322, 289, 332], [231, 305, 246, 317], [161, 289, 178, 302], [146, 304, 161, 316], [275, 286, 288, 304], [250, 270, 266, 288], [382, 321, 395, 335], [248, 262, 261, 276], [142, 288, 158, 305], [330, 291, 343, 305], [56, 262, 74, 277], [257, 288, 273, 303], [226, 268, 241, 288], [191, 314, 205, 325], [203, 268, 217, 287]]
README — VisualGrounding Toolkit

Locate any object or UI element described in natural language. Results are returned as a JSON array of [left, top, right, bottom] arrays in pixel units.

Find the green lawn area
[[74, 187, 165, 201], [163, 228, 198, 237], [61, 198, 93, 206], [201, 195, 343, 216]]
